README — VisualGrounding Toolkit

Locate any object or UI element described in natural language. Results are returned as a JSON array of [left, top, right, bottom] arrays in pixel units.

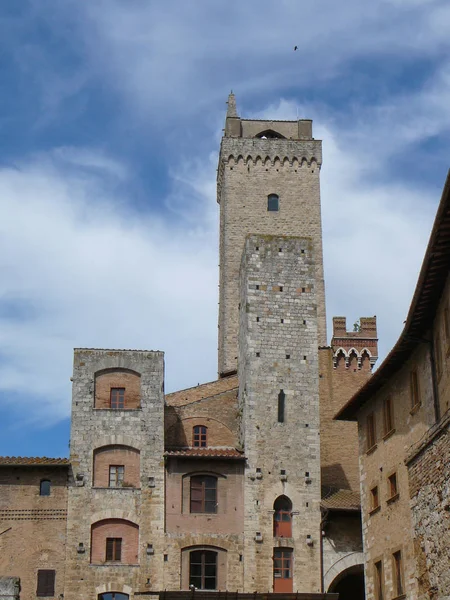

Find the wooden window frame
[[110, 387, 125, 409], [273, 548, 293, 579], [409, 369, 420, 411], [374, 560, 384, 600], [37, 570, 55, 597], [109, 465, 124, 488], [387, 472, 399, 502], [190, 475, 217, 514], [366, 412, 376, 451], [392, 550, 404, 597], [193, 425, 207, 448], [105, 537, 122, 562], [383, 396, 394, 436], [189, 549, 217, 590], [370, 486, 380, 514]]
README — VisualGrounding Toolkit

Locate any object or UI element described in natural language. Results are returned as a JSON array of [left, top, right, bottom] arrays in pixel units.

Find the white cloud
[[0, 149, 219, 424]]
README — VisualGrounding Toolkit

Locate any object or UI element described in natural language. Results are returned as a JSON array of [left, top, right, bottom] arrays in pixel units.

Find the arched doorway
[[98, 594, 129, 600], [328, 564, 365, 600]]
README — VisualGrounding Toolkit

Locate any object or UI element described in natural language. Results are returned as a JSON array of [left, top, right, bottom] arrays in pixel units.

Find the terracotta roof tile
[[164, 448, 244, 460], [321, 488, 360, 512], [165, 375, 239, 407], [0, 456, 69, 466]]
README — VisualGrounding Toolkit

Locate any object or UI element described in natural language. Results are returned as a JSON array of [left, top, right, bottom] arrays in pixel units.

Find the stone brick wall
[[92, 446, 140, 488], [322, 513, 363, 590], [238, 234, 321, 593], [95, 369, 141, 409], [217, 116, 326, 375], [64, 349, 165, 600], [356, 342, 437, 600], [0, 466, 68, 600], [91, 519, 139, 565]]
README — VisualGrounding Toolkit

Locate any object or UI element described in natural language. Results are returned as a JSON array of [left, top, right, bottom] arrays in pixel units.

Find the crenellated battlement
[[331, 316, 378, 370]]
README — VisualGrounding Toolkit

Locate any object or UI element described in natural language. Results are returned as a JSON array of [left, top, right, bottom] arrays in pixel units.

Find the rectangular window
[[370, 486, 379, 512], [278, 390, 285, 423], [189, 550, 217, 590], [374, 560, 384, 600], [383, 396, 394, 435], [105, 538, 122, 562], [37, 570, 55, 597], [393, 551, 404, 597], [190, 475, 217, 513], [410, 369, 420, 409], [367, 412, 376, 449], [193, 426, 207, 447], [388, 473, 398, 499], [110, 387, 125, 409], [109, 465, 124, 487]]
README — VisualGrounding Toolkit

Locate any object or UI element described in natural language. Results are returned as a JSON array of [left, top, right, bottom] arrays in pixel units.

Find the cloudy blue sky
[[0, 0, 449, 457]]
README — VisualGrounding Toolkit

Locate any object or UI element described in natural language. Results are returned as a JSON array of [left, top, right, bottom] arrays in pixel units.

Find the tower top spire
[[226, 91, 238, 118]]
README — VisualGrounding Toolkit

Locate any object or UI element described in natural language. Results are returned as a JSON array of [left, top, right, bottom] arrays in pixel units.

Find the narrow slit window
[[278, 390, 285, 423], [393, 551, 404, 597], [374, 560, 384, 600], [410, 369, 420, 408], [383, 396, 394, 434], [267, 194, 279, 211], [388, 473, 398, 499], [370, 486, 379, 511]]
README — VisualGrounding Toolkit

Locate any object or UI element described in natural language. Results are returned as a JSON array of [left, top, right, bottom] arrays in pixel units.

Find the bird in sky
[[294, 45, 298, 51]]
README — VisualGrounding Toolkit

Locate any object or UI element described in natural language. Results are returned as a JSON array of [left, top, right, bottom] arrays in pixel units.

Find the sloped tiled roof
[[0, 456, 69, 466], [165, 375, 239, 407], [321, 488, 361, 512], [164, 448, 244, 460]]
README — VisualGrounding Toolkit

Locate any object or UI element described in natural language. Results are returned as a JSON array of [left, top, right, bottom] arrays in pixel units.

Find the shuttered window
[[106, 538, 122, 562], [190, 475, 217, 513], [36, 570, 55, 597]]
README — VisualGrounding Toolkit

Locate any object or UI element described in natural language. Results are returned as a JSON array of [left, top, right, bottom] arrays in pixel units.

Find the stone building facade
[[336, 173, 450, 600], [1, 94, 381, 600]]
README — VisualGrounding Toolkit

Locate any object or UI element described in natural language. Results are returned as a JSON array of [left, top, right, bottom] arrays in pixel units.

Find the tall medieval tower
[[217, 93, 326, 377]]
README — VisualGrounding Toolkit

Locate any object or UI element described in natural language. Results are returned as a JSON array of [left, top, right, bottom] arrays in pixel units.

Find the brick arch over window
[[91, 519, 139, 565], [181, 545, 227, 591], [93, 445, 140, 488], [94, 368, 141, 409], [255, 129, 286, 139]]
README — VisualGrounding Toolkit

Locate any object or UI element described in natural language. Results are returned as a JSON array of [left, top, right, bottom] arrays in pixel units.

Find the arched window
[[98, 594, 129, 600], [40, 480, 51, 496], [193, 425, 207, 447], [190, 550, 218, 590], [273, 495, 292, 537], [268, 194, 279, 212], [190, 475, 217, 513]]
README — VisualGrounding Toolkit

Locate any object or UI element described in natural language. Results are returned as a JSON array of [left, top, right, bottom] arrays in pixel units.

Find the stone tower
[[217, 93, 326, 377], [238, 235, 322, 592]]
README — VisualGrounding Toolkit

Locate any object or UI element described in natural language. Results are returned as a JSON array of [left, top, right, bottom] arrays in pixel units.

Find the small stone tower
[[217, 93, 326, 377], [238, 235, 321, 592]]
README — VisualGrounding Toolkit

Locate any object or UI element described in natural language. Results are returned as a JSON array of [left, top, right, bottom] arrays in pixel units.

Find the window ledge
[[90, 563, 140, 567], [366, 444, 378, 456], [383, 428, 396, 441], [410, 403, 421, 416], [92, 487, 141, 491], [387, 493, 400, 505], [369, 505, 381, 516]]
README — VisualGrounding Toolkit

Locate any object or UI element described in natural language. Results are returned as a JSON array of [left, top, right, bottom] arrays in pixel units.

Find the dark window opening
[[286, 354, 290, 360], [410, 369, 420, 408], [388, 473, 398, 498], [189, 550, 217, 590], [40, 480, 51, 496], [367, 413, 376, 449], [193, 425, 207, 448], [110, 387, 125, 409], [190, 475, 217, 513], [374, 560, 384, 600], [278, 390, 285, 423], [393, 551, 404, 597], [268, 194, 279, 212], [383, 396, 394, 434], [106, 538, 122, 562], [370, 486, 379, 511], [98, 594, 129, 600], [37, 570, 55, 597]]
